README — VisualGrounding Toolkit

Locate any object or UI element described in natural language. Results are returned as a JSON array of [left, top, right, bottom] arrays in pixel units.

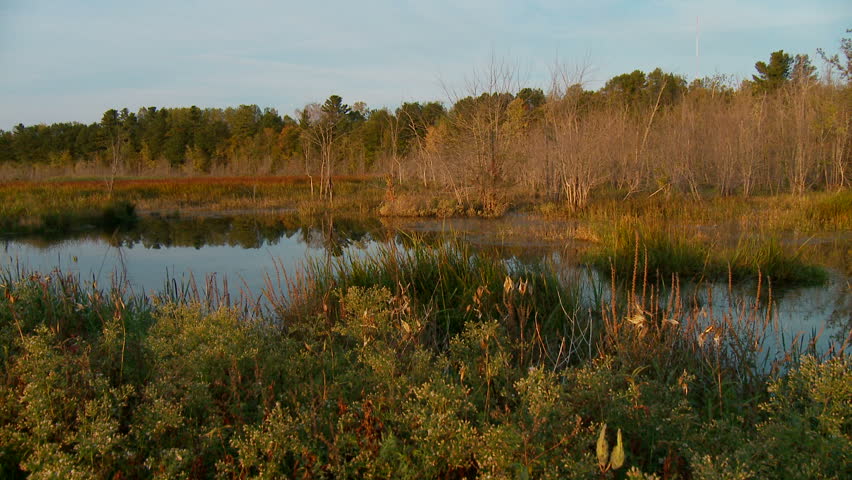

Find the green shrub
[[7, 326, 133, 479], [743, 356, 851, 479], [40, 211, 73, 233], [0, 254, 847, 478]]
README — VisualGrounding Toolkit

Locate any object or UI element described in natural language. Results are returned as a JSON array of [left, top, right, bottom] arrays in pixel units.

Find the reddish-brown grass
[[0, 174, 379, 190]]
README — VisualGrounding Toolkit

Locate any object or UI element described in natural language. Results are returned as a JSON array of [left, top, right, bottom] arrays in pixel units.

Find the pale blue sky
[[1, 0, 849, 129]]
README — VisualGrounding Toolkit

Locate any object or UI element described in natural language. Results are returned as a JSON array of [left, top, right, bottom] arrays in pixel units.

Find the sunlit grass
[[577, 189, 851, 234], [0, 176, 384, 234]]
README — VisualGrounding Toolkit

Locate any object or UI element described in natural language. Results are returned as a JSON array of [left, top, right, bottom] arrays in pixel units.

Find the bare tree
[[441, 53, 521, 213], [544, 59, 606, 210], [385, 112, 403, 184], [787, 66, 818, 195], [297, 104, 320, 197], [297, 96, 352, 201], [101, 109, 127, 199]]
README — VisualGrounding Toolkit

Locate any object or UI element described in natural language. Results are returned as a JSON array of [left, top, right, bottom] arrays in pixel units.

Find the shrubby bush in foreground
[[0, 248, 849, 478]]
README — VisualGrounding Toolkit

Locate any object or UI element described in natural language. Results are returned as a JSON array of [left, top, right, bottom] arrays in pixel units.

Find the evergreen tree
[[752, 50, 793, 93]]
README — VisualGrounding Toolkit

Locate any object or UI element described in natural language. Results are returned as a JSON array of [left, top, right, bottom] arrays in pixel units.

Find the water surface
[[3, 213, 849, 357]]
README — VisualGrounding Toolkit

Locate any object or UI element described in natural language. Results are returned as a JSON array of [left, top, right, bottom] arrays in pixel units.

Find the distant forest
[[2, 37, 850, 209]]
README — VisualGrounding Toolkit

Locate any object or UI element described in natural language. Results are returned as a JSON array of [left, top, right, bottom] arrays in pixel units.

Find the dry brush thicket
[[2, 51, 849, 214], [417, 80, 849, 214]]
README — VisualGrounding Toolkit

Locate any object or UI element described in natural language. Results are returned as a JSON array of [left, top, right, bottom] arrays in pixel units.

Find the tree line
[[1, 38, 849, 208]]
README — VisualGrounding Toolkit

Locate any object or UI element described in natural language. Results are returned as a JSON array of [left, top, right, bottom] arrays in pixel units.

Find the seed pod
[[596, 424, 609, 469], [610, 429, 625, 469]]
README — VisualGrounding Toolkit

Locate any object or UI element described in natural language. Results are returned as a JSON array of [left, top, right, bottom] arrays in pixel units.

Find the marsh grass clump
[[578, 190, 748, 225], [725, 237, 829, 286], [378, 192, 476, 218], [587, 221, 828, 287], [788, 189, 852, 232], [747, 190, 852, 233], [586, 222, 712, 281], [0, 176, 384, 235], [99, 199, 138, 229], [0, 269, 151, 345], [298, 239, 578, 346], [22, 200, 138, 235], [378, 182, 510, 219], [577, 190, 852, 238], [39, 210, 75, 233]]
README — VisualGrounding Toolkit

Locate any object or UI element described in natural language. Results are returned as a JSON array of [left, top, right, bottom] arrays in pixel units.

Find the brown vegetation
[[1, 43, 850, 217]]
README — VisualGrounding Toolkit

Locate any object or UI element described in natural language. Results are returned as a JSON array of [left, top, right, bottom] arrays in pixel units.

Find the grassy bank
[[0, 176, 385, 235], [575, 189, 852, 234], [1, 245, 849, 479], [2, 177, 848, 233], [378, 186, 851, 235]]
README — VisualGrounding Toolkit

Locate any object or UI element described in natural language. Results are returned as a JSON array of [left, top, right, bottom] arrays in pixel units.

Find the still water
[[3, 215, 386, 295], [3, 213, 850, 357]]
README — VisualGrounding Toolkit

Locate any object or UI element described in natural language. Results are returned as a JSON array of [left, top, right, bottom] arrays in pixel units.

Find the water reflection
[[2, 212, 849, 360], [2, 213, 383, 296]]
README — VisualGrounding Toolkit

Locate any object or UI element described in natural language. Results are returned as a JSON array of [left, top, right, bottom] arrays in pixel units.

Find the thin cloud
[[0, 0, 849, 128]]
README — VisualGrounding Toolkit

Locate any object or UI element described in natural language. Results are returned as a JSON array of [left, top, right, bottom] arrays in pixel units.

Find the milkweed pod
[[610, 429, 625, 469], [596, 423, 609, 469]]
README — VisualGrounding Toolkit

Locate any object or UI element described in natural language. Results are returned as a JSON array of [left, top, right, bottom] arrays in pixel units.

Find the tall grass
[[274, 238, 583, 353], [570, 189, 852, 238], [586, 220, 829, 287], [725, 236, 829, 285], [777, 189, 852, 232]]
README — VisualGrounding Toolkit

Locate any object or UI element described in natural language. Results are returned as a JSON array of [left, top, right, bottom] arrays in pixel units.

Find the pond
[[2, 212, 849, 359]]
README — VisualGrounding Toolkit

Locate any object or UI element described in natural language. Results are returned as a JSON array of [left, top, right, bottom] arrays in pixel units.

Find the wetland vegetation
[[0, 239, 849, 479], [0, 36, 850, 478]]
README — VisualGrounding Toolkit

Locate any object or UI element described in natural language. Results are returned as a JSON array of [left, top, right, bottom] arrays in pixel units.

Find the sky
[[1, 0, 849, 129]]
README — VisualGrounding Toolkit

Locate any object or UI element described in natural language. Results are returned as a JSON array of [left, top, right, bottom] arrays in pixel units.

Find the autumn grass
[[585, 220, 829, 287], [576, 188, 852, 232], [770, 189, 852, 232], [0, 175, 384, 235], [3, 175, 847, 235], [378, 190, 510, 218], [375, 181, 852, 236]]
